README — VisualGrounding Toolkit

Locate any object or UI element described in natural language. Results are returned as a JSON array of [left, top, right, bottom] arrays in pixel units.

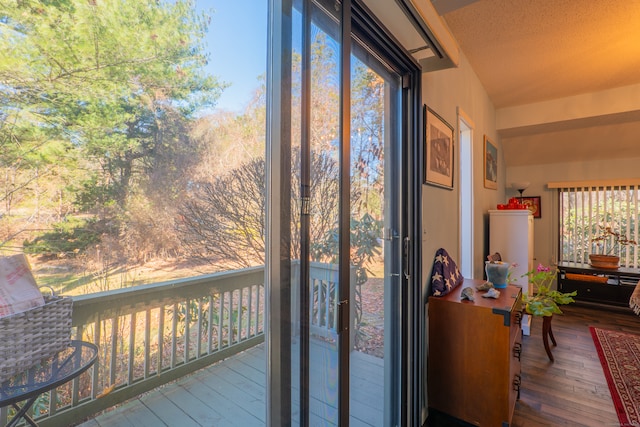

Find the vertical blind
[[558, 184, 640, 268]]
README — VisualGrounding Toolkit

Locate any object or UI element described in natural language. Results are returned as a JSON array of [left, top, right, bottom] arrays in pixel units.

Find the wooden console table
[[557, 262, 640, 308], [428, 280, 522, 426]]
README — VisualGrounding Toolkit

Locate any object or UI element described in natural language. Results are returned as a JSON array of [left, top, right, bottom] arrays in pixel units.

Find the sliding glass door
[[266, 1, 422, 425]]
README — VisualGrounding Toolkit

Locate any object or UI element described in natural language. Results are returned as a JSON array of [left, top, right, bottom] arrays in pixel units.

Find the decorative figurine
[[461, 287, 475, 301], [482, 288, 501, 299]]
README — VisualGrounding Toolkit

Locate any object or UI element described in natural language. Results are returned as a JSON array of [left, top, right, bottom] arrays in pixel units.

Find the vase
[[588, 254, 619, 270], [485, 261, 510, 288]]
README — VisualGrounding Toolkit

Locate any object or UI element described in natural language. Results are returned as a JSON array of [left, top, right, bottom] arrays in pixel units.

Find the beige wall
[[421, 54, 504, 291], [422, 51, 640, 300], [419, 12, 640, 425], [498, 81, 640, 270], [507, 156, 640, 272]]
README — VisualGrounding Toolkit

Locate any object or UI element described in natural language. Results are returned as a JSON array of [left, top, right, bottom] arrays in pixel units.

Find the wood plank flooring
[[511, 303, 639, 427], [81, 304, 639, 426]]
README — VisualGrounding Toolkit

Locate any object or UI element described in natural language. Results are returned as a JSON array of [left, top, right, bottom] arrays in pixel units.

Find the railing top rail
[[72, 266, 264, 325]]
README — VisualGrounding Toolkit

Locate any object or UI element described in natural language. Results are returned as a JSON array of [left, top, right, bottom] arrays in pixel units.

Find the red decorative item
[[497, 198, 528, 210]]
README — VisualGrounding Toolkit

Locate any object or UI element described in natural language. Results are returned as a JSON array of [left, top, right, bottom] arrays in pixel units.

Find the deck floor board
[[138, 391, 200, 427], [83, 342, 384, 426]]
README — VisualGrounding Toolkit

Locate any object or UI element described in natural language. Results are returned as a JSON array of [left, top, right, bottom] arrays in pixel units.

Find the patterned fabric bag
[[430, 248, 463, 296]]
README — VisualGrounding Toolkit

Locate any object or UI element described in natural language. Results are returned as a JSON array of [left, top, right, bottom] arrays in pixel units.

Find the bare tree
[[176, 152, 340, 269]]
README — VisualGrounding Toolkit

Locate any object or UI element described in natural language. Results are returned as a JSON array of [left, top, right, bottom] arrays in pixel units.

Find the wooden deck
[[79, 341, 384, 427]]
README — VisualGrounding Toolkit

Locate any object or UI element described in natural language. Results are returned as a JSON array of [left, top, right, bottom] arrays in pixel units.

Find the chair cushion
[[430, 248, 464, 297]]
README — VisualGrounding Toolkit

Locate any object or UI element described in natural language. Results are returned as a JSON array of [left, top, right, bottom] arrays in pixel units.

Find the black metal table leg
[[8, 396, 39, 427]]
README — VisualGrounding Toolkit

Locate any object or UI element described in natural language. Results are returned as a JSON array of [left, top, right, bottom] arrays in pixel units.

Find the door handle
[[403, 237, 411, 279]]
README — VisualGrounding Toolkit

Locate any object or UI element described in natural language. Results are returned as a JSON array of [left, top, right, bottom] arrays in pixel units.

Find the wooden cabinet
[[557, 261, 640, 308], [428, 281, 522, 426]]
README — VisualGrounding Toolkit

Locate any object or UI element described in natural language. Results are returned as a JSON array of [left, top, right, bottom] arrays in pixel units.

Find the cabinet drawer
[[560, 280, 634, 305], [558, 263, 640, 308], [508, 335, 522, 424]]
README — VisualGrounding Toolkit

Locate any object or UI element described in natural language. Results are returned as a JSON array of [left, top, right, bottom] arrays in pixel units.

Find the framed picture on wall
[[424, 106, 454, 190], [521, 196, 542, 218], [483, 136, 498, 189]]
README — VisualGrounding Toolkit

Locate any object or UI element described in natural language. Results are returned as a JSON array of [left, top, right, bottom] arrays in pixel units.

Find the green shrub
[[23, 217, 101, 258]]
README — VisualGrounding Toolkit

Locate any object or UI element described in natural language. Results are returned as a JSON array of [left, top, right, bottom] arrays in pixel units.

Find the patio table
[[0, 340, 98, 427]]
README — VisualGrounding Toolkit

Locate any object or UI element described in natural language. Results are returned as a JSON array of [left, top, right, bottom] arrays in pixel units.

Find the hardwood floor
[[427, 303, 640, 427], [511, 303, 639, 427]]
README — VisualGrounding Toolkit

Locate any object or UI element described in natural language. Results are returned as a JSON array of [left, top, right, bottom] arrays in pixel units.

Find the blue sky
[[203, 1, 268, 112]]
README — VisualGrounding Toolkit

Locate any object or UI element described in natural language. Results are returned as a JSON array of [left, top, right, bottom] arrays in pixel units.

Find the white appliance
[[489, 209, 534, 335]]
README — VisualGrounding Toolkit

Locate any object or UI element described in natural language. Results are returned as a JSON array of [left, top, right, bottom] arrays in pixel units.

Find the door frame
[[351, 4, 424, 424], [266, 0, 424, 425]]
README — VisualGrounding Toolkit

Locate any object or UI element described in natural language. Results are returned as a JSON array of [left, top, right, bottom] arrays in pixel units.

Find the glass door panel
[[287, 3, 343, 425], [306, 16, 342, 427], [268, 1, 413, 425], [349, 50, 402, 426]]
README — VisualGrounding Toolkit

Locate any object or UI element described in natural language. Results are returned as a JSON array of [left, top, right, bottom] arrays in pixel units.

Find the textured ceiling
[[439, 0, 640, 108]]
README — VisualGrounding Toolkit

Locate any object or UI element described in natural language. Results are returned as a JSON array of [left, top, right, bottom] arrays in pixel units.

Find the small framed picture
[[483, 136, 498, 190], [521, 196, 541, 218], [424, 106, 454, 190]]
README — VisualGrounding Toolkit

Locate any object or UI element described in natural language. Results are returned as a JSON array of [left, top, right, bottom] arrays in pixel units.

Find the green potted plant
[[522, 264, 576, 317], [522, 263, 577, 362], [589, 225, 637, 269]]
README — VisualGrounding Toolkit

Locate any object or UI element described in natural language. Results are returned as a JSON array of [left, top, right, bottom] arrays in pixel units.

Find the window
[[559, 184, 640, 268], [458, 109, 474, 278]]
